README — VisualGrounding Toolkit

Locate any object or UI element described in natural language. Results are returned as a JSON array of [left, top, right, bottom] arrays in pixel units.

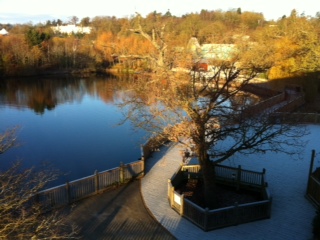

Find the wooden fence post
[[94, 170, 99, 194], [120, 162, 125, 183], [267, 197, 273, 218], [204, 208, 209, 231], [306, 149, 316, 195], [171, 186, 175, 207], [237, 165, 241, 191], [168, 179, 171, 201], [262, 168, 266, 187], [234, 202, 239, 225], [141, 155, 145, 177], [140, 144, 145, 175], [66, 182, 71, 204], [180, 194, 184, 216]]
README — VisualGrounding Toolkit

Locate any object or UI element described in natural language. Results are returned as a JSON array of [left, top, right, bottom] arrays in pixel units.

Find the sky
[[0, 0, 319, 24]]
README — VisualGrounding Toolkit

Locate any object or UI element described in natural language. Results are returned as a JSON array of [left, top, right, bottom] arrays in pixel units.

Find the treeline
[[0, 8, 320, 78]]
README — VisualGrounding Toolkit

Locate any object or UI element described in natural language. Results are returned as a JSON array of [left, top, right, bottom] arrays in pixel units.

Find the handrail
[[168, 164, 271, 231], [35, 160, 144, 210]]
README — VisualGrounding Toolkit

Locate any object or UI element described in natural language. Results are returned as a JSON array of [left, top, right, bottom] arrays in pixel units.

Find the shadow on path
[[144, 142, 181, 175], [63, 179, 176, 240]]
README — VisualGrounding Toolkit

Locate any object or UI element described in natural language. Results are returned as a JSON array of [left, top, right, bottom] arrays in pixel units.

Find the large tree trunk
[[157, 51, 164, 68], [197, 143, 218, 209]]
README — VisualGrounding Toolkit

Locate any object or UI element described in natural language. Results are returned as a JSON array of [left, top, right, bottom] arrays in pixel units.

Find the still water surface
[[0, 75, 146, 185]]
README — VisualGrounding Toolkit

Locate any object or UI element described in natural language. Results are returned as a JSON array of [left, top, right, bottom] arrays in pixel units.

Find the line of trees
[[0, 9, 320, 78]]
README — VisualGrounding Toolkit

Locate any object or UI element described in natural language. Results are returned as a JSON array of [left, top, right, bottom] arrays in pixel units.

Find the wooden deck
[[62, 179, 176, 240]]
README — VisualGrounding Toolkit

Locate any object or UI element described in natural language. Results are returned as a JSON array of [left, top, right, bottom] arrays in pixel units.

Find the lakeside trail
[[63, 180, 176, 240]]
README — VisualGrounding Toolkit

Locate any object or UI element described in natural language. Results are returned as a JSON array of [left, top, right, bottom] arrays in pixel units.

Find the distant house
[[193, 59, 209, 72], [51, 24, 92, 35], [187, 37, 237, 71], [0, 28, 8, 36], [200, 44, 236, 61]]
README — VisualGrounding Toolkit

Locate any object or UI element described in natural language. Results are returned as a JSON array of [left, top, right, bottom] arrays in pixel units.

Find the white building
[[0, 28, 8, 36], [51, 24, 92, 35]]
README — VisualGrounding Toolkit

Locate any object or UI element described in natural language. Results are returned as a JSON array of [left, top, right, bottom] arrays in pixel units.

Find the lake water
[[0, 75, 146, 185]]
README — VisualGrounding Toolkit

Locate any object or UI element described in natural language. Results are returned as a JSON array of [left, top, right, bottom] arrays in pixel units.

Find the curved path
[[64, 180, 176, 240], [141, 125, 319, 239]]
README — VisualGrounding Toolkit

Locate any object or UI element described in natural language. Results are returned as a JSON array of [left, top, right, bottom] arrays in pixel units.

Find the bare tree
[[69, 16, 79, 25], [129, 13, 168, 69], [118, 45, 307, 208], [0, 127, 18, 154], [0, 128, 79, 239]]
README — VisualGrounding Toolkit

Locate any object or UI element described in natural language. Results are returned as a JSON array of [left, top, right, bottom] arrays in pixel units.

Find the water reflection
[[0, 75, 124, 114], [0, 75, 146, 186]]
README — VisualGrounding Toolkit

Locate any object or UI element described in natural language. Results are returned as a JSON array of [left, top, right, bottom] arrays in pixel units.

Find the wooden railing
[[274, 95, 305, 113], [242, 92, 285, 117], [215, 165, 266, 190], [183, 198, 272, 231], [141, 134, 169, 160], [306, 154, 320, 208], [241, 84, 281, 98], [180, 165, 266, 189], [36, 160, 144, 211], [168, 164, 272, 231], [307, 175, 320, 208], [271, 112, 320, 124], [36, 131, 167, 212]]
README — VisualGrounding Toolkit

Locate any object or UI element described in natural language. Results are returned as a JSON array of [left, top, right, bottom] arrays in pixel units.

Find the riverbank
[[1, 65, 111, 79]]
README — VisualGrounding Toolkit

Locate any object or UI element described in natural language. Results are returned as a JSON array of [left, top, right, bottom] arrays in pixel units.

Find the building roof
[[200, 44, 236, 60], [51, 24, 92, 35], [187, 38, 236, 61], [0, 28, 8, 35]]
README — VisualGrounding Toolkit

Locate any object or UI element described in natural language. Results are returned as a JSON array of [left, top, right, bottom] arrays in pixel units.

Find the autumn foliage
[[0, 9, 319, 78]]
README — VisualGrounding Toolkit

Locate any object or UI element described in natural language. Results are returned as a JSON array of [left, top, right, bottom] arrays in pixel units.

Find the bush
[[313, 208, 320, 239]]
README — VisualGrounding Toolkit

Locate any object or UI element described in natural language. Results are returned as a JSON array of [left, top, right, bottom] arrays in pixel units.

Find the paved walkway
[[64, 180, 176, 240], [141, 125, 319, 240]]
